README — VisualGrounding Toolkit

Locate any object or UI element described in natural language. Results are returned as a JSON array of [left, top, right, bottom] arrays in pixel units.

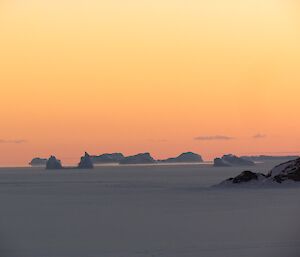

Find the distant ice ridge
[[240, 155, 299, 162], [118, 152, 204, 164], [216, 158, 300, 187]]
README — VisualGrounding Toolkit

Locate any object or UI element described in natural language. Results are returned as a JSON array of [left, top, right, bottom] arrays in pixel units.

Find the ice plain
[[0, 161, 299, 257]]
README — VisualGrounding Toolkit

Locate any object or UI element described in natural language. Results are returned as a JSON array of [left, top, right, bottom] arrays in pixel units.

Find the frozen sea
[[0, 161, 299, 257]]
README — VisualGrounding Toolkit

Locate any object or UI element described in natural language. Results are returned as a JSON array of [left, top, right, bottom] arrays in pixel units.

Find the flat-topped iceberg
[[29, 157, 47, 166], [159, 152, 203, 163], [119, 153, 156, 164], [91, 153, 124, 164]]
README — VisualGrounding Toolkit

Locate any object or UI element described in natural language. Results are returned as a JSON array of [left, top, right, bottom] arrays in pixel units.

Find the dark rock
[[91, 153, 124, 164], [46, 156, 63, 170], [219, 170, 266, 186], [159, 152, 203, 163], [119, 153, 156, 165], [231, 170, 266, 184], [268, 158, 300, 183], [78, 152, 94, 169], [273, 171, 300, 183], [29, 157, 47, 166]]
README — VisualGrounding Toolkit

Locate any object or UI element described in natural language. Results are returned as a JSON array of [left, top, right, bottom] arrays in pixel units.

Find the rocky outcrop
[[78, 152, 94, 169], [91, 153, 124, 164], [29, 158, 47, 166], [46, 156, 63, 170], [119, 153, 156, 165], [267, 158, 300, 183], [214, 154, 255, 167], [219, 171, 267, 186], [159, 152, 203, 163], [216, 158, 300, 186]]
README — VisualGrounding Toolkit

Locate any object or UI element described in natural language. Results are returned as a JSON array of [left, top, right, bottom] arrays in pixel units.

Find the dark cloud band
[[0, 139, 27, 144], [194, 135, 235, 141]]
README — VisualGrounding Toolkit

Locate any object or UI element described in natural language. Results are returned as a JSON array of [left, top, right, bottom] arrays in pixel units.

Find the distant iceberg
[[158, 152, 203, 163], [78, 152, 94, 169], [91, 153, 124, 164], [46, 156, 63, 170], [29, 157, 47, 166], [214, 154, 255, 167], [119, 153, 156, 164]]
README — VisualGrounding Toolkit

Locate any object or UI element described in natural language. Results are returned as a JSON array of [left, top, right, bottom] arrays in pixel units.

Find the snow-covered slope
[[268, 158, 300, 177]]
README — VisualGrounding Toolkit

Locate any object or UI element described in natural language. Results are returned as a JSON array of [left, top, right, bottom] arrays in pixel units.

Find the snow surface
[[0, 161, 299, 257], [268, 158, 299, 176]]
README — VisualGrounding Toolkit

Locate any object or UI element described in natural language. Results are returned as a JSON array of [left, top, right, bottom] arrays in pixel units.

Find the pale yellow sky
[[0, 1, 300, 165]]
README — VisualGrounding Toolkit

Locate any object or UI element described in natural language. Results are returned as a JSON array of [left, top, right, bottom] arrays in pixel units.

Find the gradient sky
[[1, 0, 300, 165]]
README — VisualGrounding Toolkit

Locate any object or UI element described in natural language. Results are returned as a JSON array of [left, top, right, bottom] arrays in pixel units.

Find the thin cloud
[[0, 139, 27, 144], [194, 135, 235, 141], [253, 134, 267, 139]]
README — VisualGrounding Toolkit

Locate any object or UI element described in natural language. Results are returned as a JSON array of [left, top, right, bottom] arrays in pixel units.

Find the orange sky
[[1, 0, 300, 166]]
